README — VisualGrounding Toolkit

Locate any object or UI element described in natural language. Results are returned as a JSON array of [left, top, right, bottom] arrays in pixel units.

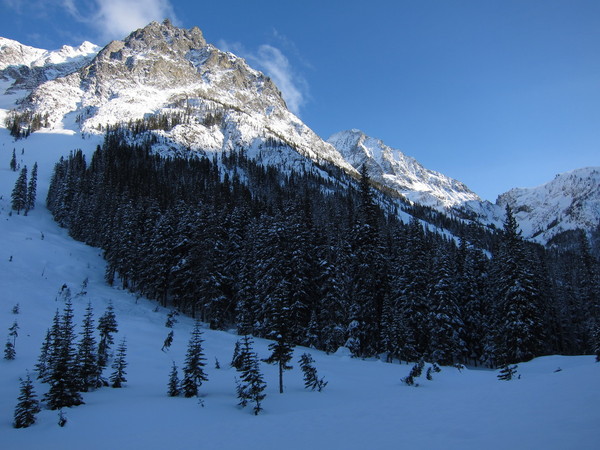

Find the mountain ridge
[[1, 20, 598, 245]]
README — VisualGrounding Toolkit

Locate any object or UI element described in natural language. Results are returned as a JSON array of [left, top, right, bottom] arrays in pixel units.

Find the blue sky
[[1, 0, 599, 201]]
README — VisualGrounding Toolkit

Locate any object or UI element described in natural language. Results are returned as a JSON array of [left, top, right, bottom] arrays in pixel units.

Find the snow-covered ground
[[0, 128, 598, 449]]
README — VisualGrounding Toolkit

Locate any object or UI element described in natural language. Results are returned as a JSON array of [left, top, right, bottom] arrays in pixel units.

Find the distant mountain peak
[[328, 129, 480, 208]]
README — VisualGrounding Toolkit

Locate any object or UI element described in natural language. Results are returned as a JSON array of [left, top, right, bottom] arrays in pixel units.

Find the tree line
[[46, 128, 600, 368]]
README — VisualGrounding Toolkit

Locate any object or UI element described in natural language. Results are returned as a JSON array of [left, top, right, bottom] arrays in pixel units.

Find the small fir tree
[[167, 362, 180, 397], [4, 339, 16, 360], [43, 299, 84, 409], [165, 310, 178, 328], [98, 302, 118, 369], [25, 162, 37, 213], [497, 364, 519, 381], [12, 303, 20, 314], [161, 330, 174, 352], [13, 372, 41, 429], [10, 148, 17, 171], [8, 320, 19, 347], [36, 329, 52, 380], [231, 340, 243, 370], [110, 338, 127, 388], [235, 336, 267, 415], [181, 321, 208, 397], [11, 166, 27, 214], [298, 353, 327, 391], [402, 359, 425, 386], [76, 302, 99, 391]]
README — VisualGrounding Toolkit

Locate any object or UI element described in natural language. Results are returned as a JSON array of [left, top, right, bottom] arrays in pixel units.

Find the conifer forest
[[45, 128, 599, 369]]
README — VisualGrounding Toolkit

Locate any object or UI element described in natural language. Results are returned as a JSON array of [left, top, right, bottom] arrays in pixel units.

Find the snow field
[[0, 128, 598, 449]]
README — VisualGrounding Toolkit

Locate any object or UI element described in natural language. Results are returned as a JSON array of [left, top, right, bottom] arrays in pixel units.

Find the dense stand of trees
[[46, 129, 599, 366]]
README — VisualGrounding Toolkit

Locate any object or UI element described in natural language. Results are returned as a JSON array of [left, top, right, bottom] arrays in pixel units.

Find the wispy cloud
[[4, 0, 177, 42], [220, 40, 309, 117], [88, 0, 177, 41]]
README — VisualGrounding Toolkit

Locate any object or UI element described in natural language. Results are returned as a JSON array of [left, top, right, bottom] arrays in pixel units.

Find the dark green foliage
[[165, 310, 178, 328], [25, 162, 37, 213], [98, 303, 118, 369], [12, 303, 20, 314], [110, 338, 128, 388], [10, 148, 17, 171], [13, 373, 41, 428], [299, 353, 327, 391], [168, 362, 180, 397], [36, 329, 52, 380], [11, 166, 27, 214], [182, 321, 208, 397], [45, 128, 599, 367], [402, 359, 425, 386], [235, 336, 267, 415], [497, 364, 519, 381], [76, 302, 100, 392], [161, 330, 174, 352], [43, 299, 84, 409], [4, 340, 16, 360]]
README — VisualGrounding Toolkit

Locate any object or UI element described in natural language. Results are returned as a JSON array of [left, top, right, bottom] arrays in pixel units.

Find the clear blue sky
[[1, 0, 599, 201]]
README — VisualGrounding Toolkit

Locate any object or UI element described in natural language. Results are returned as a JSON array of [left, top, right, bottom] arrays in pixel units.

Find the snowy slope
[[0, 37, 99, 95], [1, 128, 599, 449], [328, 129, 481, 208]]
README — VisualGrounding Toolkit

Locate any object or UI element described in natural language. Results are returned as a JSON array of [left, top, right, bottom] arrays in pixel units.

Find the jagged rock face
[[496, 167, 600, 243], [23, 20, 287, 130], [328, 129, 480, 208]]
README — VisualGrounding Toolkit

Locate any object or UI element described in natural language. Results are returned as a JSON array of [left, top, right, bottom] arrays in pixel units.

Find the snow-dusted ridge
[[328, 129, 481, 208]]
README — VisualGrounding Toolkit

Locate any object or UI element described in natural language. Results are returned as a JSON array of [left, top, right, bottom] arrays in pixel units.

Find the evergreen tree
[[8, 320, 19, 348], [97, 302, 118, 369], [76, 302, 99, 391], [231, 340, 244, 370], [168, 362, 180, 397], [493, 206, 545, 366], [25, 162, 37, 213], [4, 339, 16, 360], [110, 338, 127, 388], [36, 329, 52, 380], [10, 148, 17, 171], [235, 336, 267, 415], [11, 166, 28, 214], [161, 330, 174, 352], [181, 321, 208, 397], [497, 364, 519, 381], [13, 372, 41, 428], [264, 297, 295, 394], [44, 299, 84, 409], [298, 353, 327, 391]]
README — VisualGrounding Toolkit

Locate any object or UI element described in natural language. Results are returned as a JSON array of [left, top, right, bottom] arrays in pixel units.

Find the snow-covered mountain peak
[[496, 167, 600, 242], [328, 129, 481, 208]]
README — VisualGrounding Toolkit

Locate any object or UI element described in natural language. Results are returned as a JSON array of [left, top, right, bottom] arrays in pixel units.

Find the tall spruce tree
[[13, 372, 41, 428], [11, 166, 28, 214], [493, 206, 545, 366], [167, 362, 181, 397], [98, 302, 118, 369], [181, 321, 208, 397], [76, 302, 99, 391], [44, 299, 84, 409], [110, 338, 128, 388], [235, 336, 267, 415], [25, 162, 38, 213], [10, 148, 17, 171], [264, 297, 295, 394]]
